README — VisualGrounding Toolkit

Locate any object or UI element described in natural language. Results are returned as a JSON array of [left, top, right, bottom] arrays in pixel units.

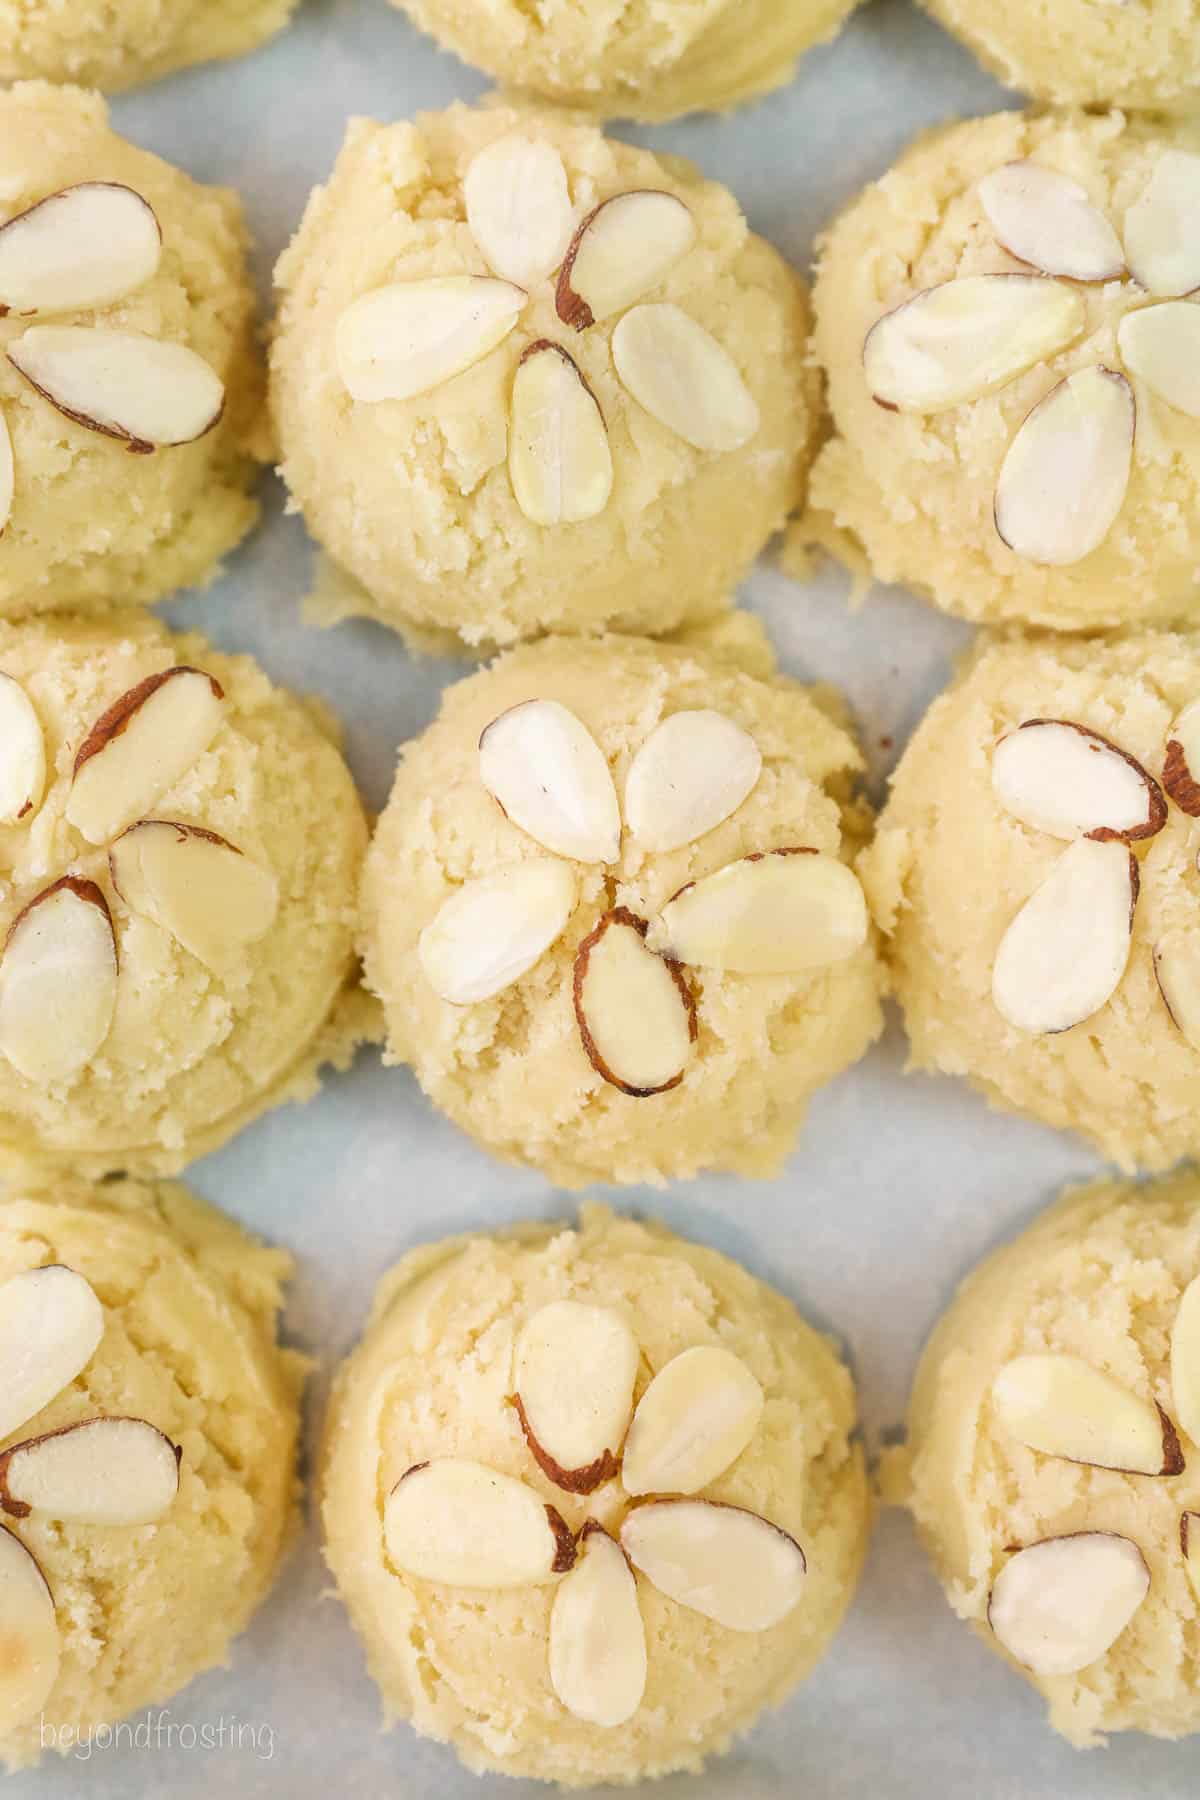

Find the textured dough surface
[[0, 84, 265, 617], [893, 1173, 1200, 1747], [860, 630, 1200, 1171], [271, 101, 815, 651], [0, 613, 371, 1176], [808, 110, 1200, 631], [360, 630, 884, 1187], [322, 1204, 870, 1785], [0, 0, 295, 91], [0, 1176, 305, 1770]]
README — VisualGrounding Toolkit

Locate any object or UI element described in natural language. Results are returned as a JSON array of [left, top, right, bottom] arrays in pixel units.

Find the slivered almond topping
[[622, 1345, 764, 1496], [1118, 303, 1200, 419], [1123, 151, 1200, 297], [991, 1354, 1182, 1475], [1182, 1512, 1200, 1602], [418, 860, 577, 1005], [8, 326, 223, 451], [621, 1500, 806, 1632], [508, 341, 612, 526], [1153, 937, 1200, 1050], [335, 276, 524, 404], [991, 837, 1136, 1034], [556, 191, 696, 331], [383, 1458, 575, 1587], [0, 1265, 103, 1443], [109, 821, 278, 969], [0, 878, 117, 1083], [624, 711, 761, 853], [0, 673, 44, 824], [994, 366, 1134, 566], [512, 1300, 639, 1494], [573, 907, 696, 1096], [66, 665, 225, 846], [464, 136, 575, 288], [549, 1524, 646, 1727], [991, 720, 1165, 842], [1170, 1274, 1200, 1446], [0, 1527, 59, 1734], [0, 1418, 180, 1525], [1162, 697, 1200, 814], [612, 303, 758, 451], [479, 699, 620, 863], [978, 162, 1125, 282], [862, 275, 1085, 413], [654, 849, 868, 974], [988, 1534, 1149, 1675], [0, 183, 160, 316]]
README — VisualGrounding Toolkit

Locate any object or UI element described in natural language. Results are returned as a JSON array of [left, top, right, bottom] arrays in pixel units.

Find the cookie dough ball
[[895, 1172, 1200, 1747], [0, 0, 296, 91], [360, 632, 883, 1187], [390, 0, 860, 122], [0, 613, 371, 1175], [271, 102, 814, 651], [0, 1175, 304, 1769], [809, 110, 1200, 630], [0, 84, 266, 618], [322, 1204, 869, 1785]]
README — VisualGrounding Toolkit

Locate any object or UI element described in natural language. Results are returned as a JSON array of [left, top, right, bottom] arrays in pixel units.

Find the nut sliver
[[612, 304, 758, 452], [655, 850, 869, 974], [549, 1525, 647, 1727], [464, 136, 575, 288], [0, 879, 117, 1083], [0, 1265, 104, 1443], [383, 1458, 574, 1588], [994, 367, 1134, 567], [1118, 303, 1200, 420], [0, 1527, 59, 1734], [508, 342, 613, 526], [978, 163, 1124, 282], [621, 1500, 806, 1632], [0, 1417, 180, 1525], [988, 1534, 1149, 1675], [513, 1300, 639, 1493], [991, 720, 1165, 842], [573, 908, 696, 1096], [622, 1345, 764, 1496], [0, 182, 161, 316], [991, 837, 1136, 1034], [66, 665, 225, 846], [479, 699, 620, 863], [0, 672, 44, 824], [335, 276, 524, 404], [556, 191, 696, 330], [1123, 150, 1200, 297], [109, 821, 278, 969], [8, 326, 224, 450], [418, 860, 577, 1005], [991, 1354, 1182, 1475], [624, 710, 761, 853]]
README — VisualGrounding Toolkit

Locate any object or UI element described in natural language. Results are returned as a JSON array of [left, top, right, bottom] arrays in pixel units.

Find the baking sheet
[[9, 1, 1193, 1793]]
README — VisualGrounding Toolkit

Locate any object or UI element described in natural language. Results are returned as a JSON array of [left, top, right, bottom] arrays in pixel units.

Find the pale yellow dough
[[0, 613, 372, 1175], [321, 1204, 870, 1785], [861, 630, 1200, 1170], [0, 84, 266, 617], [0, 0, 296, 91], [360, 630, 884, 1187], [0, 1175, 305, 1770], [271, 101, 815, 651], [389, 0, 860, 121], [892, 1173, 1200, 1747], [807, 110, 1200, 631]]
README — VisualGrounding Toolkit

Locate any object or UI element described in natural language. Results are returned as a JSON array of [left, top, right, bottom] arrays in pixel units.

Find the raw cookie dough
[[0, 84, 266, 618], [0, 0, 296, 92], [892, 1172, 1200, 1747], [0, 613, 371, 1175], [0, 1175, 305, 1769], [807, 109, 1200, 630], [322, 1204, 870, 1785], [271, 101, 815, 651], [388, 0, 860, 122], [360, 631, 884, 1187], [860, 630, 1200, 1171]]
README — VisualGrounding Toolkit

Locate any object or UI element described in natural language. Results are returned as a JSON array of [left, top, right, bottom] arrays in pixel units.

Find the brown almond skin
[[5, 875, 115, 959], [546, 1504, 577, 1573], [510, 1393, 620, 1496], [1164, 738, 1200, 817], [1007, 719, 1167, 842], [572, 906, 697, 1098], [72, 667, 223, 782], [0, 1416, 182, 1519], [1157, 1404, 1186, 1478]]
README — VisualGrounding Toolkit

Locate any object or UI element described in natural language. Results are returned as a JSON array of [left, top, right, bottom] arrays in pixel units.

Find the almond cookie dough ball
[[808, 109, 1200, 631], [271, 102, 814, 651], [892, 1172, 1200, 1747], [360, 631, 883, 1187], [322, 1204, 869, 1785], [859, 630, 1200, 1170], [0, 84, 266, 618], [0, 612, 371, 1175], [0, 0, 296, 91], [0, 1175, 304, 1769]]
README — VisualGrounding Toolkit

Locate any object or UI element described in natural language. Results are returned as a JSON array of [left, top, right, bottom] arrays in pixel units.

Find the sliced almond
[[335, 276, 524, 404], [978, 163, 1125, 282], [108, 821, 277, 969], [508, 341, 613, 526], [991, 720, 1166, 842], [464, 135, 575, 288], [991, 1353, 1182, 1475], [624, 711, 761, 853], [987, 1534, 1149, 1675], [994, 366, 1134, 566], [478, 699, 620, 864], [0, 1527, 59, 1733], [556, 191, 696, 331], [383, 1458, 575, 1588], [612, 304, 758, 452], [8, 326, 224, 451], [0, 183, 160, 316], [991, 837, 1136, 1034], [622, 1345, 764, 1497], [1123, 151, 1200, 298], [549, 1523, 646, 1727], [1118, 303, 1200, 420], [621, 1500, 806, 1632], [66, 665, 225, 846], [862, 276, 1085, 413], [1153, 937, 1200, 1049], [0, 878, 117, 1083], [1162, 697, 1200, 815], [1170, 1274, 1200, 1446], [418, 860, 576, 1005], [512, 1300, 639, 1494], [0, 1265, 103, 1443], [0, 673, 44, 825], [0, 1417, 180, 1525], [654, 849, 868, 974], [573, 907, 696, 1097], [1182, 1512, 1200, 1602]]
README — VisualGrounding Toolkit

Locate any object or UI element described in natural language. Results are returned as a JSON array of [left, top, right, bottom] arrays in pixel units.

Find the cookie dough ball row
[[0, 0, 297, 91]]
